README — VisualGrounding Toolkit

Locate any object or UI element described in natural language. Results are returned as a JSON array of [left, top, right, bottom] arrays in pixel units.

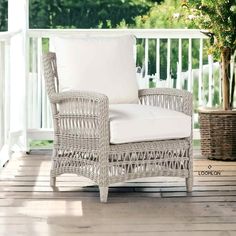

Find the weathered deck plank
[[0, 151, 236, 236]]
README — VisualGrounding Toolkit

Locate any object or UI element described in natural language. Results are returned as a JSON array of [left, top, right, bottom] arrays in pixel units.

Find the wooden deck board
[[0, 151, 236, 236]]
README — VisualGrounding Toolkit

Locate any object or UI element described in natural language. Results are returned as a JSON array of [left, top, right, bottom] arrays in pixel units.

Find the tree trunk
[[231, 72, 235, 108], [221, 47, 231, 110]]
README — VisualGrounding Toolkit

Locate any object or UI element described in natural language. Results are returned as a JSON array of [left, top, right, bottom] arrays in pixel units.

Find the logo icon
[[198, 165, 221, 176]]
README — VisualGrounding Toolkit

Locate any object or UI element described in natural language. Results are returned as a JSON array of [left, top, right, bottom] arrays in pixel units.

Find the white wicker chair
[[42, 36, 193, 203]]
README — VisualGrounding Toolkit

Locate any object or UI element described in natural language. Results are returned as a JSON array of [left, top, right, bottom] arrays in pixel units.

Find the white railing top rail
[[28, 29, 208, 39], [0, 30, 22, 41]]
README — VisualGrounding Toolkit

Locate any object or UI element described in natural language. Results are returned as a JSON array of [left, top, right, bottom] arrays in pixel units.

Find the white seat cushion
[[109, 104, 191, 144], [53, 35, 139, 104]]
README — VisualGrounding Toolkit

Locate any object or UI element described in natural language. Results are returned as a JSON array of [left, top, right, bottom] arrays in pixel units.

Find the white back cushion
[[53, 35, 139, 104]]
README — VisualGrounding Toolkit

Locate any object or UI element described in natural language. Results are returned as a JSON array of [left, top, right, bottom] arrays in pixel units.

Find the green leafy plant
[[182, 0, 236, 110]]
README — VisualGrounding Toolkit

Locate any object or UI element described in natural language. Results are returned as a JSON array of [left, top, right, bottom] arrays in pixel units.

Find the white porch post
[[8, 0, 29, 152], [0, 39, 11, 167]]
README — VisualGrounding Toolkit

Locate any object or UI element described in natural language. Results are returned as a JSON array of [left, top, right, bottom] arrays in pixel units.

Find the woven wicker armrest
[[138, 88, 192, 116], [50, 91, 109, 124], [50, 90, 108, 105], [50, 90, 109, 124], [49, 91, 109, 154]]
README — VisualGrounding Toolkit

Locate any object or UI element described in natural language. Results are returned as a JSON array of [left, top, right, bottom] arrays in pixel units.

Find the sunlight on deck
[[0, 151, 236, 235]]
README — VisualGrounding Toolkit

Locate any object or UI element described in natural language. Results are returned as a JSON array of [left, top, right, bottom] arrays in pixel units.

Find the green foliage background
[[0, 0, 162, 30], [29, 0, 162, 29], [0, 0, 7, 31]]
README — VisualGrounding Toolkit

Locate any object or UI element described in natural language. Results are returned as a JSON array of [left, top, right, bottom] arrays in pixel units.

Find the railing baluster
[[4, 40, 10, 145], [28, 63, 33, 128], [0, 42, 4, 148], [167, 38, 171, 87], [27, 38, 32, 128], [156, 38, 160, 86], [177, 38, 182, 89], [37, 37, 43, 129], [41, 48, 47, 129], [188, 38, 192, 92], [32, 37, 38, 128], [198, 38, 203, 106], [144, 38, 149, 88]]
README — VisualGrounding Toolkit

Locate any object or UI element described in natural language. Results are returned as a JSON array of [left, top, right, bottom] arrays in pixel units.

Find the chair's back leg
[[50, 176, 56, 187]]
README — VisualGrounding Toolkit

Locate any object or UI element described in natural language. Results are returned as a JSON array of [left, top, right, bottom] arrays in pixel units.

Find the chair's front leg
[[99, 186, 109, 203], [186, 137, 193, 192], [185, 177, 193, 192]]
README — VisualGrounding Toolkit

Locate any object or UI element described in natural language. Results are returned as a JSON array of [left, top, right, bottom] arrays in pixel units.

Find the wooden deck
[[0, 150, 236, 236]]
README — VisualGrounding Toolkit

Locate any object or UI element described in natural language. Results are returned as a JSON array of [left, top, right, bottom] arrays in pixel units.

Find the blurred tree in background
[[0, 0, 162, 30], [0, 0, 7, 31], [122, 0, 189, 28], [29, 0, 162, 29]]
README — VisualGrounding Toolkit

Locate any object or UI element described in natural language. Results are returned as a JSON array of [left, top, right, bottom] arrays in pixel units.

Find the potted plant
[[183, 0, 236, 160]]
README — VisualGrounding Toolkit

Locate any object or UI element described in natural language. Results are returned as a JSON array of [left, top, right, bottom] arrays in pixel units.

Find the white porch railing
[[26, 29, 220, 142], [0, 31, 21, 167]]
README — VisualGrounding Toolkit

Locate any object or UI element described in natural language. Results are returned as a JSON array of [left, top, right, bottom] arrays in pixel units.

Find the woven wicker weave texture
[[199, 110, 236, 160], [43, 52, 193, 202]]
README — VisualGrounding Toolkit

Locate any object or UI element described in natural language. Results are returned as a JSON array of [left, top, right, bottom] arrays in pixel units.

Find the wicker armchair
[[43, 40, 193, 203]]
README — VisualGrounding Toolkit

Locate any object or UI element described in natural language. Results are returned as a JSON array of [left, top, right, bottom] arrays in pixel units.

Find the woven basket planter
[[199, 108, 236, 160]]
